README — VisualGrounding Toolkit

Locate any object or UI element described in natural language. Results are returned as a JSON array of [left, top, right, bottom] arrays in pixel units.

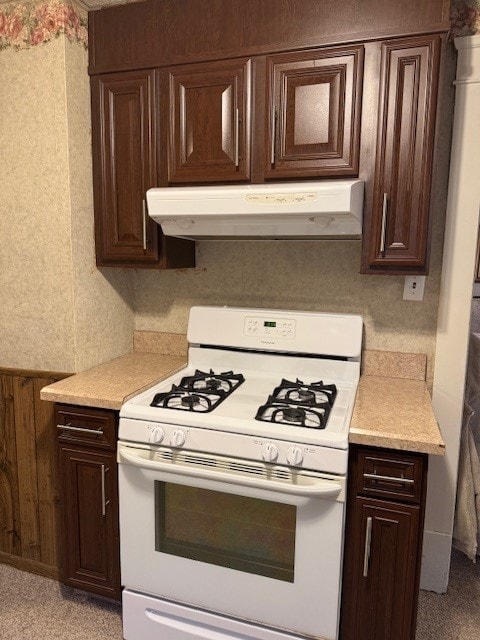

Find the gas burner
[[255, 379, 337, 428], [150, 371, 244, 413], [180, 369, 245, 395], [150, 386, 220, 412], [272, 378, 337, 406], [181, 394, 202, 408], [255, 397, 330, 429]]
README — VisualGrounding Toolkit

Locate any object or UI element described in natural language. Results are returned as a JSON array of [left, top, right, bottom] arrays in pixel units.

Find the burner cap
[[181, 394, 202, 408], [282, 407, 306, 423], [202, 378, 222, 391], [296, 388, 315, 403]]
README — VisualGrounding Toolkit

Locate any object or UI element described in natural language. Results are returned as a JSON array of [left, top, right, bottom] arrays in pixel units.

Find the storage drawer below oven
[[123, 590, 308, 640]]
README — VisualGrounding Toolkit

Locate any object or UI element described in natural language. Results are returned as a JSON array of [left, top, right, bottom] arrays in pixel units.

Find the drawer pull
[[380, 192, 388, 256], [57, 424, 103, 435], [142, 198, 148, 251], [363, 516, 373, 578], [235, 107, 240, 168], [101, 464, 110, 517], [270, 108, 277, 165], [364, 472, 414, 485]]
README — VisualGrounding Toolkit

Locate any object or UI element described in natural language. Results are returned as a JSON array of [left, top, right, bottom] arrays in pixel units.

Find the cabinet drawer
[[356, 449, 424, 503], [55, 405, 117, 450]]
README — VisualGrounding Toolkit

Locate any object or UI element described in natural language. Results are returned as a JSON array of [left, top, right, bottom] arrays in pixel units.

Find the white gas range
[[118, 306, 362, 640]]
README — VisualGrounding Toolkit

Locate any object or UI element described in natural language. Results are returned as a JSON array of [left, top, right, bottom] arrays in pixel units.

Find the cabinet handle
[[142, 198, 148, 251], [101, 464, 110, 517], [363, 516, 373, 578], [364, 472, 414, 485], [57, 424, 103, 435], [380, 193, 388, 256], [235, 108, 240, 168], [270, 108, 277, 165]]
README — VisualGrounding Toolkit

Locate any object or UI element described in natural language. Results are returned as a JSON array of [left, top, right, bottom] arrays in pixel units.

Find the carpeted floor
[[416, 549, 480, 640], [0, 564, 122, 639], [0, 550, 478, 639]]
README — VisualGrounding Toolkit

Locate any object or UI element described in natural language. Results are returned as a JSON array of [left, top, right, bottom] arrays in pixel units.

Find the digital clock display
[[264, 321, 276, 327]]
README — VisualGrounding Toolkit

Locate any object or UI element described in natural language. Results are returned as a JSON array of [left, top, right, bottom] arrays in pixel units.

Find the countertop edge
[[349, 429, 446, 456], [40, 388, 122, 411]]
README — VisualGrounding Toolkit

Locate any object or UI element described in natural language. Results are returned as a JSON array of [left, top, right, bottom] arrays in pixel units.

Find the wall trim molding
[[0, 551, 60, 581], [0, 366, 71, 379]]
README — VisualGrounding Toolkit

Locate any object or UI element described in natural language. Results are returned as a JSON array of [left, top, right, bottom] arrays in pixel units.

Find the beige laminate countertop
[[40, 352, 187, 410], [40, 346, 445, 456], [349, 376, 445, 456]]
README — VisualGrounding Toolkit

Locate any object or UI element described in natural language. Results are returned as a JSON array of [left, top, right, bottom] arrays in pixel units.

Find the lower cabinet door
[[341, 497, 420, 640], [59, 445, 120, 600]]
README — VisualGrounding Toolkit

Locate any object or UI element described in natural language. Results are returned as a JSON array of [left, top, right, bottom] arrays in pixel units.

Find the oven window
[[154, 482, 296, 582]]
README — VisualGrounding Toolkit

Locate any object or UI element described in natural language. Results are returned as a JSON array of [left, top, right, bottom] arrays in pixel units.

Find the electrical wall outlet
[[403, 276, 426, 301]]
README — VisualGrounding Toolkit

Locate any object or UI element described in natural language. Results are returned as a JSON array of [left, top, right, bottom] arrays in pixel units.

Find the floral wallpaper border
[[0, 0, 87, 50], [451, 0, 480, 37]]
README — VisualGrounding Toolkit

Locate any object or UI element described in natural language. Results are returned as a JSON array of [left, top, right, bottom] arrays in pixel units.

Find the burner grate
[[255, 379, 337, 429], [150, 370, 244, 413]]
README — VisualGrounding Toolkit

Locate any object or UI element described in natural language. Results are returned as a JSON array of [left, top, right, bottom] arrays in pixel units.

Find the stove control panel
[[244, 316, 296, 339], [120, 419, 348, 475]]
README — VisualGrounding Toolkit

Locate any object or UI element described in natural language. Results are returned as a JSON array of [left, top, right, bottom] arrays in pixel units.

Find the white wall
[[422, 35, 480, 592]]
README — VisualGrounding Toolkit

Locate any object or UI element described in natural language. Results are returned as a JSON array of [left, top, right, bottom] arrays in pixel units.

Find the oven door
[[118, 442, 346, 640]]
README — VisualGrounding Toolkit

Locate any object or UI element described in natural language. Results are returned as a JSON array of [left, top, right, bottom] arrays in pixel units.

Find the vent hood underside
[[146, 180, 364, 240]]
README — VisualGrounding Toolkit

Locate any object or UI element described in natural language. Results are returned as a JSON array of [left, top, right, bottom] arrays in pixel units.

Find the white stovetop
[[120, 347, 359, 449]]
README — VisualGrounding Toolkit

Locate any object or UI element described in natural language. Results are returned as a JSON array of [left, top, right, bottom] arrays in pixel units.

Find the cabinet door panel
[[59, 445, 120, 600], [92, 70, 159, 264], [265, 46, 363, 179], [343, 498, 420, 640], [168, 59, 251, 183], [366, 35, 441, 271]]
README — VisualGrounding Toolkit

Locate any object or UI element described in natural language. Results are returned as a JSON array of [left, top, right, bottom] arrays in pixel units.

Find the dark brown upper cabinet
[[88, 0, 450, 76], [167, 59, 251, 183], [92, 70, 160, 265], [363, 34, 441, 274], [91, 70, 195, 269], [265, 46, 364, 179]]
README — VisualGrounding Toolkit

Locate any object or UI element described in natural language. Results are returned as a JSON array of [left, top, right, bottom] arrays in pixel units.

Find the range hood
[[146, 180, 364, 240]]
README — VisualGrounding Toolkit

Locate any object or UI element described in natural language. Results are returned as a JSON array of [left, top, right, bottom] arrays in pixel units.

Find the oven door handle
[[118, 445, 342, 499]]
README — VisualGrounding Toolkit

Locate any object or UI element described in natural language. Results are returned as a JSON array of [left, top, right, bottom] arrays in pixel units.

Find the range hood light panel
[[146, 180, 364, 240]]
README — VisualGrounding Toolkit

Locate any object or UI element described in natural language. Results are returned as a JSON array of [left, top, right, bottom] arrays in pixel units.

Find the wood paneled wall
[[0, 368, 69, 579]]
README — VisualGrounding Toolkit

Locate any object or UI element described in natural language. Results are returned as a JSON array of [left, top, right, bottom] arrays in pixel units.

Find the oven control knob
[[287, 446, 303, 466], [149, 427, 165, 444], [171, 429, 186, 447], [262, 442, 279, 463]]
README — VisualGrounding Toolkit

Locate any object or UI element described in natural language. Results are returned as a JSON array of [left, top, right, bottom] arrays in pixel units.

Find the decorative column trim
[[455, 34, 480, 85]]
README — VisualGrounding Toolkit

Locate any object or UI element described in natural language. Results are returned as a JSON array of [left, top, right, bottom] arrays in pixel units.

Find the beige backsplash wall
[[64, 39, 135, 372], [134, 240, 440, 384], [0, 4, 134, 374], [0, 37, 76, 372]]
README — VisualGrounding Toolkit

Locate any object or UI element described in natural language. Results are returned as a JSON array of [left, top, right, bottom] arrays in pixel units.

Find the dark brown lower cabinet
[[56, 405, 121, 601], [341, 446, 427, 640]]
